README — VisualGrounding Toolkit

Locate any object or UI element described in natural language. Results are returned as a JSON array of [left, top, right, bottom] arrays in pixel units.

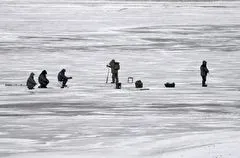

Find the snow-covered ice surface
[[0, 0, 240, 157]]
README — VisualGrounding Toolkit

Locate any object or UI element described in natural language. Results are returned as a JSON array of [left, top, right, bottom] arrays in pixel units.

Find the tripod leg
[[106, 68, 110, 83]]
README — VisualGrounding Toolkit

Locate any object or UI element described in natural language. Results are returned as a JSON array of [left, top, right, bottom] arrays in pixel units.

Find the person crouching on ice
[[200, 60, 209, 87], [58, 69, 72, 88], [38, 70, 49, 88], [27, 72, 37, 90]]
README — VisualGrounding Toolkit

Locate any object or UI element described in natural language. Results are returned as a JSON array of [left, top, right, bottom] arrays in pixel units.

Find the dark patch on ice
[[198, 6, 230, 8], [93, 44, 156, 51], [19, 35, 87, 42], [0, 102, 128, 114], [0, 102, 98, 108], [170, 31, 202, 35], [150, 103, 228, 108], [142, 38, 177, 43], [119, 27, 162, 34], [194, 109, 229, 114], [58, 37, 79, 41], [19, 36, 57, 40], [0, 113, 51, 117], [124, 30, 161, 34], [121, 24, 240, 32], [148, 103, 231, 113], [118, 8, 128, 11]]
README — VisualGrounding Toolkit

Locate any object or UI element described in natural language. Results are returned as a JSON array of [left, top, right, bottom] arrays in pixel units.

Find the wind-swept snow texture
[[0, 0, 240, 158]]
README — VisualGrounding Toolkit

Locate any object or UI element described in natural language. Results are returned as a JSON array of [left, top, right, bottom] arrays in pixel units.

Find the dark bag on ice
[[116, 82, 121, 89], [135, 80, 143, 88], [114, 62, 120, 70], [164, 82, 175, 88]]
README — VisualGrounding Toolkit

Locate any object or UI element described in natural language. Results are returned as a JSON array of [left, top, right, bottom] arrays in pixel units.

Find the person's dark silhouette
[[38, 70, 49, 88], [107, 59, 119, 83], [26, 72, 37, 90], [200, 60, 209, 87], [58, 69, 72, 88]]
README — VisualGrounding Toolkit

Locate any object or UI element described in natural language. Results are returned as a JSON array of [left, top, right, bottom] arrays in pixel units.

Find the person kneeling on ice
[[38, 70, 49, 88], [107, 59, 120, 83], [26, 72, 37, 90], [58, 69, 72, 88], [200, 60, 209, 87]]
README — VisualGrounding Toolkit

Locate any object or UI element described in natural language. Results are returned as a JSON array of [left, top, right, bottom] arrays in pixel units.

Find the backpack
[[114, 62, 120, 70], [135, 80, 143, 88], [164, 82, 175, 88]]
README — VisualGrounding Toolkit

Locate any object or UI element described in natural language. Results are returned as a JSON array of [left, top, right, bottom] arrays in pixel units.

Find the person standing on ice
[[107, 59, 120, 83], [58, 69, 72, 88], [38, 70, 49, 88], [200, 60, 209, 87], [26, 72, 37, 90]]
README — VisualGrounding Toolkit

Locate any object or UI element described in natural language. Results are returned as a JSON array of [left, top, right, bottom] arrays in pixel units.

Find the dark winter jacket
[[38, 70, 49, 86], [108, 60, 119, 74], [108, 60, 116, 73], [27, 72, 37, 89], [200, 61, 209, 77], [58, 69, 70, 81]]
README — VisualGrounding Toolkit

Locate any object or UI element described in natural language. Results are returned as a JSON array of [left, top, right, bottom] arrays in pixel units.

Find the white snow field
[[0, 0, 240, 158]]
